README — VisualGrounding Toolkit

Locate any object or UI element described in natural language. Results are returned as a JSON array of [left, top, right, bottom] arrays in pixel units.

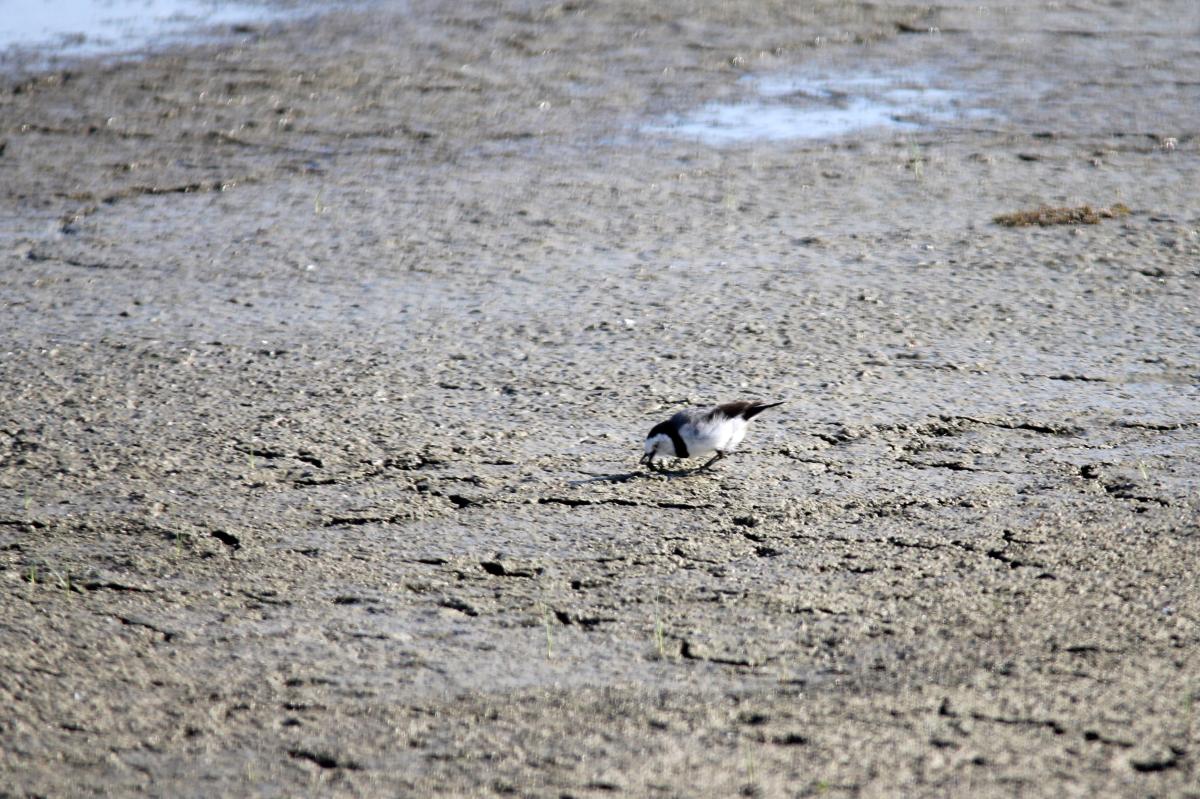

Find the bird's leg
[[698, 451, 725, 472]]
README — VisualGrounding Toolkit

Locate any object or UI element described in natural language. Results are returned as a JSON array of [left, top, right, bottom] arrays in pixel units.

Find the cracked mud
[[1, 1, 1198, 796]]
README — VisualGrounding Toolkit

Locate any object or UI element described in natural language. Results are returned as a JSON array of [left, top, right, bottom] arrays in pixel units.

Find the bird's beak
[[640, 453, 652, 467]]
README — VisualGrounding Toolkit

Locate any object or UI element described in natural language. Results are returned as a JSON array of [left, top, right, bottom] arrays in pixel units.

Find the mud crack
[[1082, 730, 1134, 748], [235, 444, 324, 468], [1116, 420, 1198, 431], [113, 614, 176, 642], [969, 712, 1065, 735], [985, 547, 1044, 570], [679, 639, 760, 668], [210, 529, 242, 551], [25, 250, 130, 270], [286, 748, 361, 770], [946, 415, 1082, 436], [897, 456, 982, 472], [79, 580, 154, 593], [538, 496, 710, 510], [480, 560, 542, 578], [552, 609, 614, 629], [1102, 482, 1171, 507], [1129, 747, 1183, 773]]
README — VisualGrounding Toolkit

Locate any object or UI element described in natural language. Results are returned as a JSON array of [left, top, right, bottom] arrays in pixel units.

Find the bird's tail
[[742, 400, 784, 420]]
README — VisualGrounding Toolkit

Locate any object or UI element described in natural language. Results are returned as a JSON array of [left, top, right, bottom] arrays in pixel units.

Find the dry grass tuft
[[994, 203, 1130, 227]]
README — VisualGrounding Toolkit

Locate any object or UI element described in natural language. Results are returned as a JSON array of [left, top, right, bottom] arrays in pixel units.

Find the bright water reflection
[[647, 70, 990, 144], [0, 0, 276, 57]]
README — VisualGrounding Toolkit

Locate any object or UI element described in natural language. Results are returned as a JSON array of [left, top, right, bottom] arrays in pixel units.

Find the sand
[[1, 0, 1198, 795]]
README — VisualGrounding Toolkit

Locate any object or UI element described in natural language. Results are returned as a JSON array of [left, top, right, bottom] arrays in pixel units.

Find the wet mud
[[1, 1, 1198, 796]]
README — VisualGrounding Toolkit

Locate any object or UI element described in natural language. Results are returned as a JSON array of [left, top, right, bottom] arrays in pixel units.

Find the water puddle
[[646, 70, 989, 145], [1, 0, 286, 68]]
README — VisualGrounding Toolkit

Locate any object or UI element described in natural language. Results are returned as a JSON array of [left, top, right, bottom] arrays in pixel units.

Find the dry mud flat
[[1, 0, 1198, 796]]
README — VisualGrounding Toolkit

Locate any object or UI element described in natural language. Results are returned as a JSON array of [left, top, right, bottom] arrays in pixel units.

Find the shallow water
[[0, 0, 280, 62], [646, 69, 990, 144]]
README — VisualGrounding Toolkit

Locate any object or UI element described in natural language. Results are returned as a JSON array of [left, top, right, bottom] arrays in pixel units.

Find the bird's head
[[640, 431, 673, 467]]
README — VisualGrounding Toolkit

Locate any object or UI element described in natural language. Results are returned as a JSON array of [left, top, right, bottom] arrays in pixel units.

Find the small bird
[[640, 400, 783, 472]]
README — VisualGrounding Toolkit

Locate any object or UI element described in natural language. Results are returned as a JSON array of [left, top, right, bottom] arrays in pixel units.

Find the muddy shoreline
[[2, 1, 1198, 795]]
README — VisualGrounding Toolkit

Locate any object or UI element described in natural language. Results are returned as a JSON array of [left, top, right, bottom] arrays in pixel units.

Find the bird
[[640, 400, 783, 472]]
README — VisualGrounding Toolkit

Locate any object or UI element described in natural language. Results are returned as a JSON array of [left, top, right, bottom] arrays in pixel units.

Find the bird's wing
[[713, 401, 756, 420], [713, 400, 783, 421], [743, 400, 783, 420]]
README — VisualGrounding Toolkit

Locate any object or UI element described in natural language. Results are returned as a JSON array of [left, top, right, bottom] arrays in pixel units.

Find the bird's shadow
[[568, 465, 709, 485]]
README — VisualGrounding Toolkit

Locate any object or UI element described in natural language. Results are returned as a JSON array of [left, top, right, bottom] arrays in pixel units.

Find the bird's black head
[[641, 419, 687, 466]]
